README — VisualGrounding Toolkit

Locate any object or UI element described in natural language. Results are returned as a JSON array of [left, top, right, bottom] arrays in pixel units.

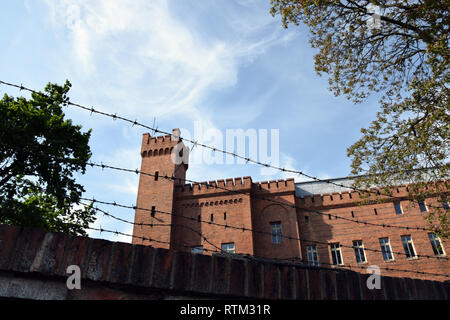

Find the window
[[191, 246, 203, 254], [394, 202, 403, 215], [221, 242, 235, 254], [353, 240, 366, 263], [210, 214, 214, 222], [224, 212, 227, 220], [154, 171, 159, 181], [428, 233, 445, 256], [270, 222, 282, 244], [307, 246, 319, 266], [374, 208, 378, 215], [443, 201, 449, 210], [351, 211, 354, 218], [330, 243, 343, 265], [401, 235, 417, 259], [418, 202, 427, 212], [379, 238, 394, 261], [151, 206, 156, 217], [304, 216, 309, 224]]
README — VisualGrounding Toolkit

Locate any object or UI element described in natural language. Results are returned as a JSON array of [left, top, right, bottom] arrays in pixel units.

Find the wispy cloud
[[93, 146, 141, 196], [37, 0, 305, 241], [267, 152, 316, 183], [42, 0, 294, 127]]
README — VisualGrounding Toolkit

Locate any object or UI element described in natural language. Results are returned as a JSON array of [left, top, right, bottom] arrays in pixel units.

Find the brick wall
[[0, 224, 448, 300], [133, 132, 449, 283], [172, 179, 449, 282]]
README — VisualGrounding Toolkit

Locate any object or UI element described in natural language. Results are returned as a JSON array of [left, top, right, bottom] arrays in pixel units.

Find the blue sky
[[0, 0, 381, 242]]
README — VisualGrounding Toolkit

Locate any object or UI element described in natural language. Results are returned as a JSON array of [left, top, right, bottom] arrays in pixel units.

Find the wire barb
[[0, 78, 446, 210]]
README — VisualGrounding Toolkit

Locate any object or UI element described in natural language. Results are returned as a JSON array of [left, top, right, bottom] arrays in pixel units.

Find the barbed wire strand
[[83, 160, 437, 233], [85, 203, 450, 278], [3, 79, 447, 277], [85, 210, 449, 279]]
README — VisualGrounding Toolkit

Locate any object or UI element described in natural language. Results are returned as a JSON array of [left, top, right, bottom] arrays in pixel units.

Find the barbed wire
[[1, 79, 447, 210], [88, 225, 220, 255], [87, 225, 222, 255], [87, 226, 172, 247], [83, 200, 450, 278], [25, 158, 449, 266], [30, 183, 450, 277], [84, 160, 436, 233]]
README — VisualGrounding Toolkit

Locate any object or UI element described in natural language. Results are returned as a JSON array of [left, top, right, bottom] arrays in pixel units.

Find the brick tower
[[132, 129, 188, 248]]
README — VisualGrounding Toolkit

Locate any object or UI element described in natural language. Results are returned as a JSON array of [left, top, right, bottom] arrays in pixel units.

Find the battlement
[[175, 176, 253, 196], [253, 178, 295, 194], [140, 129, 184, 157]]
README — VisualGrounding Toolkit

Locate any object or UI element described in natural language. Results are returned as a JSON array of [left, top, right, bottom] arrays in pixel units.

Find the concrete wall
[[0, 224, 448, 300], [296, 188, 450, 282]]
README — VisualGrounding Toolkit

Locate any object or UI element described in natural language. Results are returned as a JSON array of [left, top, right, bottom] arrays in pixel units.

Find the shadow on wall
[[296, 196, 335, 268]]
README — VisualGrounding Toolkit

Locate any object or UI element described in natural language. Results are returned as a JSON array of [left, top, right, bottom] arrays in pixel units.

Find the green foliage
[[271, 0, 449, 237], [271, 0, 448, 102], [0, 80, 96, 236]]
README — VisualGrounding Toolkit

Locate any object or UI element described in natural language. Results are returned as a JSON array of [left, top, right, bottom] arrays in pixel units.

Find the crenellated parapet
[[175, 176, 252, 198], [252, 178, 295, 195]]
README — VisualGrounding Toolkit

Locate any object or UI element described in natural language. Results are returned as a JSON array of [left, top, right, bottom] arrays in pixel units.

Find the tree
[[0, 80, 96, 236], [270, 0, 449, 237]]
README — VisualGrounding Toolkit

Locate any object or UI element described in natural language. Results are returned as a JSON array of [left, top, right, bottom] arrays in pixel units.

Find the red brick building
[[132, 130, 449, 282]]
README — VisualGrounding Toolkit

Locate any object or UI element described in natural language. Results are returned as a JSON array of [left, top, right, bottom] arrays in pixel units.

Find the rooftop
[[293, 167, 443, 198], [295, 176, 357, 198]]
